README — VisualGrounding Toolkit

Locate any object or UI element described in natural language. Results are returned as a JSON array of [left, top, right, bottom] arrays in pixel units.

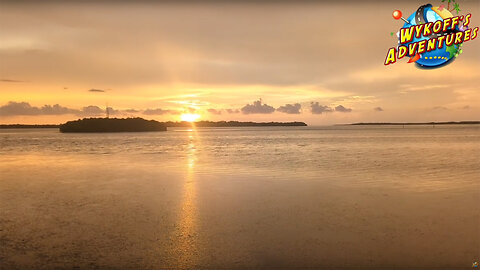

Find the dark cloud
[[241, 99, 275, 114], [310, 102, 332, 114], [277, 103, 301, 114], [0, 102, 76, 116], [335, 105, 352, 113], [462, 105, 470, 110], [208, 108, 222, 115], [374, 107, 384, 112], [433, 106, 448, 110], [88, 88, 106, 92], [0, 79, 25, 83]]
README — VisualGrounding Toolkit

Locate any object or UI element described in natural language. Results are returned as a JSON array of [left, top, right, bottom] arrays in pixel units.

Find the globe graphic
[[401, 4, 462, 68]]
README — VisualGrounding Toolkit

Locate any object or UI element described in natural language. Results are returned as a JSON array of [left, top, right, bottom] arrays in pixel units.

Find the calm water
[[1, 125, 479, 269]]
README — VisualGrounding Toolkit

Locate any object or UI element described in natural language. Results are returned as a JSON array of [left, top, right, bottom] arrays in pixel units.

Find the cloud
[[226, 109, 240, 114], [143, 108, 179, 115], [462, 105, 470, 110], [0, 101, 182, 118], [42, 104, 77, 115], [0, 79, 25, 83], [207, 108, 243, 115], [125, 109, 139, 113], [78, 105, 118, 117], [0, 101, 187, 117], [277, 103, 301, 114], [88, 88, 106, 92], [0, 101, 77, 116], [241, 99, 275, 114], [310, 102, 332, 114], [106, 107, 119, 115], [81, 105, 104, 116], [374, 107, 384, 112], [335, 105, 352, 113], [433, 106, 448, 111], [208, 108, 222, 115], [208, 108, 243, 115], [0, 101, 128, 117]]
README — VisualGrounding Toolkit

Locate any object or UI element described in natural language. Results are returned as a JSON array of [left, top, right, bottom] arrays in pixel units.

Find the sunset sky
[[1, 0, 479, 125]]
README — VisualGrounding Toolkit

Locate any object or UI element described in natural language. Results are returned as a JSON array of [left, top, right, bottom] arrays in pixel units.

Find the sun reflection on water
[[173, 128, 199, 268]]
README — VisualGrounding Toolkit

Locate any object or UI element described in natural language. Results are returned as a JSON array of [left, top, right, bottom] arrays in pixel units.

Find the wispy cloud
[[207, 108, 242, 115], [143, 108, 179, 115], [88, 89, 107, 93], [0, 79, 26, 83], [125, 109, 140, 113], [226, 109, 240, 114], [207, 108, 223, 115]]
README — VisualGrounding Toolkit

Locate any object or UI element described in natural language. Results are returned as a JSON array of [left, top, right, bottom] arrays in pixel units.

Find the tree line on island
[[59, 118, 307, 132], [0, 117, 307, 132]]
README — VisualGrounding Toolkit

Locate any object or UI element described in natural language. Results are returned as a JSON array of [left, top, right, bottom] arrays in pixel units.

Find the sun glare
[[180, 113, 201, 122]]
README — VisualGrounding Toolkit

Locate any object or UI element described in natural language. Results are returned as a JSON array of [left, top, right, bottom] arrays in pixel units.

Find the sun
[[180, 113, 201, 122]]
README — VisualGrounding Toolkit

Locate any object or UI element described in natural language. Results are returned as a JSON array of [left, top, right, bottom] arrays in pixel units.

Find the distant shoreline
[[0, 120, 308, 129], [346, 121, 480, 126], [0, 124, 59, 129]]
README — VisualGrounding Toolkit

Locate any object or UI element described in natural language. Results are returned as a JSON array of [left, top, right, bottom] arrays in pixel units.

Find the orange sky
[[1, 0, 479, 125]]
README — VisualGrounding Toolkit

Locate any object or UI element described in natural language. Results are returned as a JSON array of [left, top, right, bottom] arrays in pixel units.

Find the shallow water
[[1, 125, 479, 269]]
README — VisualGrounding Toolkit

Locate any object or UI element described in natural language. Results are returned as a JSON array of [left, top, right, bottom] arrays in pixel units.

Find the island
[[59, 118, 167, 133]]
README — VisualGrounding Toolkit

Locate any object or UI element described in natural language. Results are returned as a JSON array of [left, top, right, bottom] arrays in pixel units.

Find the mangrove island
[[59, 118, 167, 133]]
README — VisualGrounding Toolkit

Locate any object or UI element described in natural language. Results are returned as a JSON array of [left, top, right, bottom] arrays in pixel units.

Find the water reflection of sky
[[1, 126, 479, 269], [1, 126, 479, 193]]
